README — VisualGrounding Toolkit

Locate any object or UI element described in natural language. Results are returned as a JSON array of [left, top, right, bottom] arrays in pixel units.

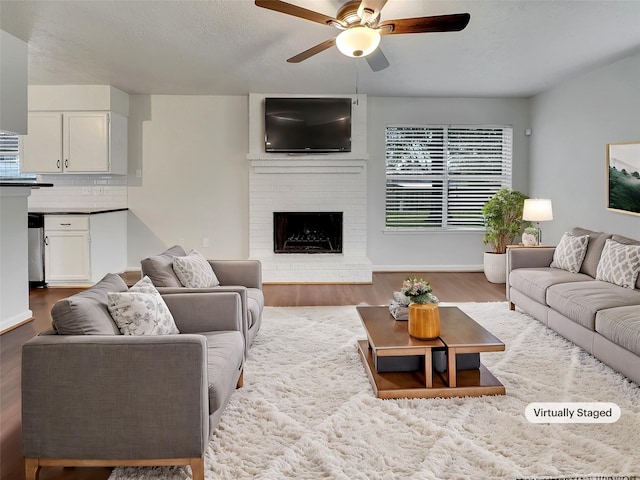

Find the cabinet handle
[[65, 159, 69, 168], [57, 159, 60, 169], [60, 223, 71, 226], [44, 236, 49, 246]]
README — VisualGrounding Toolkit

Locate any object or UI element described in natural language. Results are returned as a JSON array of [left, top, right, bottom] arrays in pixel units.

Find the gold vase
[[408, 303, 440, 340]]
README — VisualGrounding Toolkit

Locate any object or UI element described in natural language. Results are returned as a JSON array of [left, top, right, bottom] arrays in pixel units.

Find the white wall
[[529, 53, 640, 244], [125, 52, 639, 273], [367, 97, 531, 270], [0, 30, 28, 134], [127, 95, 249, 267]]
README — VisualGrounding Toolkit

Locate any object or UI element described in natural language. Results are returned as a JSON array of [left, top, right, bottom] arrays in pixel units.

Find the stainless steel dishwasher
[[28, 213, 47, 287]]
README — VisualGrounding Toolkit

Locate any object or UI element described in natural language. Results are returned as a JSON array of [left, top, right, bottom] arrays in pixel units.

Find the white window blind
[[385, 125, 512, 229], [0, 133, 33, 179]]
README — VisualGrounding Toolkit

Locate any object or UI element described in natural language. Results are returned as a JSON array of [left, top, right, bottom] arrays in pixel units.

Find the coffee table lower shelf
[[357, 340, 505, 399]]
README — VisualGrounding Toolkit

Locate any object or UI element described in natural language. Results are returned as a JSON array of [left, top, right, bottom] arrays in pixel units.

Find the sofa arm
[[162, 291, 242, 334], [208, 260, 262, 289], [507, 246, 555, 272], [22, 334, 209, 460]]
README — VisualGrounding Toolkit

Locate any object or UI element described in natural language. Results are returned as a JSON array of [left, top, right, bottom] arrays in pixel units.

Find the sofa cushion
[[547, 281, 640, 330], [107, 276, 180, 335], [51, 273, 127, 335], [246, 288, 265, 329], [140, 245, 187, 287], [571, 227, 612, 278], [595, 305, 640, 356], [550, 232, 589, 273], [173, 250, 220, 288], [509, 267, 592, 305], [200, 330, 244, 412], [610, 234, 640, 290], [596, 239, 640, 289]]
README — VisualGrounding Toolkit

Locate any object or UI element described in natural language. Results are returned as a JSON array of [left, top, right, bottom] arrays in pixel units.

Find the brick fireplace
[[247, 93, 371, 283], [248, 157, 372, 283]]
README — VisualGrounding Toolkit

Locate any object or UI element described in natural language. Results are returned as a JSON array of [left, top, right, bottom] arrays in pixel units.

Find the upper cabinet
[[21, 111, 128, 175]]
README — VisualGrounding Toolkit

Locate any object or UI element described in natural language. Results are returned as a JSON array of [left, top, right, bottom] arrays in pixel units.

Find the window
[[0, 133, 34, 179], [385, 125, 512, 230]]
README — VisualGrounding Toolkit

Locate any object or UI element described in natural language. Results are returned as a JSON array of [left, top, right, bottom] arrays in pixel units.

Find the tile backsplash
[[28, 174, 127, 209]]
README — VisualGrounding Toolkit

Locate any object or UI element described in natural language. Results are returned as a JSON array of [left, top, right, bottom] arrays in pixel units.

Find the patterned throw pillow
[[172, 250, 220, 288], [550, 232, 589, 274], [596, 239, 640, 289], [107, 276, 179, 335]]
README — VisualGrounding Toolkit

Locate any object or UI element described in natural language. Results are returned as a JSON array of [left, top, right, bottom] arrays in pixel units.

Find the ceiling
[[2, 0, 640, 98]]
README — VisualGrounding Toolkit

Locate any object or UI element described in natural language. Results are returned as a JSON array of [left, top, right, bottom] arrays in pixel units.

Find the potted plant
[[400, 278, 440, 339], [481, 188, 529, 283]]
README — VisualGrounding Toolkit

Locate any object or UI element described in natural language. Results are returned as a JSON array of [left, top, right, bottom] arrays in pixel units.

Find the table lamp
[[523, 199, 553, 245]]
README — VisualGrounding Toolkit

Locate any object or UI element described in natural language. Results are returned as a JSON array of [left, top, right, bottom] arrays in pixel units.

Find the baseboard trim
[[372, 265, 483, 272]]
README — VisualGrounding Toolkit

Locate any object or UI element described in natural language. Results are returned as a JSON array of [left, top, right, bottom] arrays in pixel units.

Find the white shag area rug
[[110, 303, 640, 480]]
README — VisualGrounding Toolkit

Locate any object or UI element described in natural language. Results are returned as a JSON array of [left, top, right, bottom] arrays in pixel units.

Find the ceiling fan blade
[[379, 13, 470, 35], [366, 47, 390, 72], [358, 0, 388, 25], [255, 0, 340, 27], [287, 38, 337, 63]]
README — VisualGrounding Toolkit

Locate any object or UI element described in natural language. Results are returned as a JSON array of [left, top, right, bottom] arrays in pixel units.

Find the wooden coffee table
[[356, 305, 505, 399]]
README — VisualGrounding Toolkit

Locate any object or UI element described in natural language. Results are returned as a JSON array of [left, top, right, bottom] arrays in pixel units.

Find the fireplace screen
[[274, 212, 343, 254]]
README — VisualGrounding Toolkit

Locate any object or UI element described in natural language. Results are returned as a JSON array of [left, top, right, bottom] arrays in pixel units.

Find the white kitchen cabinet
[[44, 211, 127, 286], [21, 111, 127, 174]]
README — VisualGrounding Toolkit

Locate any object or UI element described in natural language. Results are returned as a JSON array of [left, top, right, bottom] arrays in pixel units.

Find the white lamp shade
[[336, 26, 381, 58], [523, 198, 553, 222]]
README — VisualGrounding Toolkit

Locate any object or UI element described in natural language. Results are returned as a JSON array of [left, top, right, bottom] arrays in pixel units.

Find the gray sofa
[[507, 227, 640, 385], [141, 246, 263, 353], [22, 273, 244, 480]]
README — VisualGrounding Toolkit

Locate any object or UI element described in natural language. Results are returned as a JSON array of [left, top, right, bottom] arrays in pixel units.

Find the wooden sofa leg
[[25, 458, 40, 480], [509, 302, 515, 311], [190, 457, 205, 480], [236, 369, 244, 388]]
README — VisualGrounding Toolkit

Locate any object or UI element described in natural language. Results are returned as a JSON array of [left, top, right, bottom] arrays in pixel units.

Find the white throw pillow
[[107, 276, 179, 335], [550, 232, 589, 274], [596, 239, 640, 289], [172, 250, 220, 288]]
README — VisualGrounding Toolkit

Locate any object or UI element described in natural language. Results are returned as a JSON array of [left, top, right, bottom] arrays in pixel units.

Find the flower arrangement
[[401, 277, 438, 305], [522, 227, 539, 246]]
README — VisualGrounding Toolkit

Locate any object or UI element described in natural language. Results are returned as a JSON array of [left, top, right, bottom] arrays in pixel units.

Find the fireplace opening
[[274, 212, 343, 254]]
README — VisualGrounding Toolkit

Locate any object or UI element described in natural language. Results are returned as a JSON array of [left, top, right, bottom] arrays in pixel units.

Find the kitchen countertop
[[0, 181, 53, 188], [28, 207, 128, 215]]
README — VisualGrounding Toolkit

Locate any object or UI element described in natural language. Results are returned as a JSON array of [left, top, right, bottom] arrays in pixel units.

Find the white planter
[[483, 252, 507, 284]]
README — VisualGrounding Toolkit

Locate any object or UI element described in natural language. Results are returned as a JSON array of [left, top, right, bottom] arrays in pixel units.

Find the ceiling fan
[[255, 0, 470, 72]]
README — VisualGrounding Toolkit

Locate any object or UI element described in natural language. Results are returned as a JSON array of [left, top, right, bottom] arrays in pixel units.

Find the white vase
[[522, 232, 538, 246], [483, 252, 507, 283]]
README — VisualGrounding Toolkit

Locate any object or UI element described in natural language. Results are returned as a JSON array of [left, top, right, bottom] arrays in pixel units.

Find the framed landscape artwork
[[607, 141, 640, 216]]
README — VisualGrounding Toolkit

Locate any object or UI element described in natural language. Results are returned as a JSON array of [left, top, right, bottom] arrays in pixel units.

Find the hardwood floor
[[1, 272, 505, 480]]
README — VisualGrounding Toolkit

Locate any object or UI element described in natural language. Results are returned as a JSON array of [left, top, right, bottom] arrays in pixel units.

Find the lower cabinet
[[44, 211, 126, 286]]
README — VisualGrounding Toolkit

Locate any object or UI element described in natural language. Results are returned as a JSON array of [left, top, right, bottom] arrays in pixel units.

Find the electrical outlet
[[178, 237, 185, 246], [81, 187, 91, 195], [202, 237, 210, 248], [136, 169, 142, 178], [94, 186, 105, 195]]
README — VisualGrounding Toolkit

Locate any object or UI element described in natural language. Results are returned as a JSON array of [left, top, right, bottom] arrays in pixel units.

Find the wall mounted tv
[[264, 97, 352, 153]]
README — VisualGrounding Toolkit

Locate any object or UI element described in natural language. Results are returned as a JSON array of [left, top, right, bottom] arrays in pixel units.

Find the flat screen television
[[264, 97, 351, 153]]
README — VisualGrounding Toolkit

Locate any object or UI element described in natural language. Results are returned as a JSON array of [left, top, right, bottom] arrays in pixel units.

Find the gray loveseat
[[141, 246, 263, 354], [22, 273, 244, 480], [507, 227, 640, 385]]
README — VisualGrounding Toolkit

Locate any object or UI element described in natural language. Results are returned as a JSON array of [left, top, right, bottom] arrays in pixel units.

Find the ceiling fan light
[[336, 26, 381, 58]]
